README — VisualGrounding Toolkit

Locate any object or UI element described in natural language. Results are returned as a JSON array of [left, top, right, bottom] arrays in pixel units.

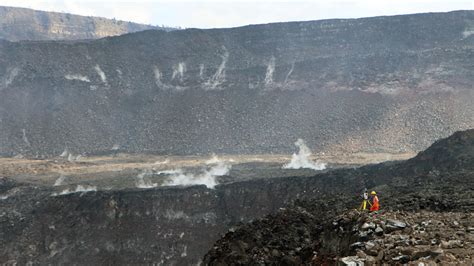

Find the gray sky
[[1, 0, 473, 28]]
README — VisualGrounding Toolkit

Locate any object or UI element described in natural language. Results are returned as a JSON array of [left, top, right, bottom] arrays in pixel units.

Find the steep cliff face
[[0, 174, 357, 264], [0, 6, 172, 41], [1, 11, 473, 157]]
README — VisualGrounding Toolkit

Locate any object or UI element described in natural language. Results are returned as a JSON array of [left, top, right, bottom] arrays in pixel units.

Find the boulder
[[392, 255, 410, 263], [340, 256, 365, 266], [387, 219, 407, 229], [361, 222, 376, 230], [375, 226, 384, 236]]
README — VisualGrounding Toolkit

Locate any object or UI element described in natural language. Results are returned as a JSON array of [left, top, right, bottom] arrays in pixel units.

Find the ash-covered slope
[[0, 6, 172, 41], [405, 128, 474, 172], [1, 130, 473, 264], [1, 11, 474, 157]]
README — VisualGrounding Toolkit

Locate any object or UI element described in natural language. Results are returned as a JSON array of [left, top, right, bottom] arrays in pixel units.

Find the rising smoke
[[60, 149, 82, 162], [283, 139, 326, 170], [205, 154, 221, 164], [160, 156, 231, 189], [51, 185, 97, 196], [154, 159, 170, 165], [136, 170, 158, 189], [54, 175, 67, 186]]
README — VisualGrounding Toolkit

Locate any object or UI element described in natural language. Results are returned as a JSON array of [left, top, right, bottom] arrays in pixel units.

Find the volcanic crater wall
[[0, 11, 473, 157], [0, 172, 361, 265]]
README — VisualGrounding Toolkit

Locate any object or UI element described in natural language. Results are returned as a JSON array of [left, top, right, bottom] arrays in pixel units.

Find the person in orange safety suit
[[369, 191, 380, 212]]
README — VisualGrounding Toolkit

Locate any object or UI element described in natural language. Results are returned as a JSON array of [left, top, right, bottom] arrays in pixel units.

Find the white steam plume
[[51, 185, 97, 196], [154, 159, 170, 165], [205, 154, 221, 164], [60, 149, 68, 157], [67, 153, 82, 162], [264, 56, 275, 86], [203, 47, 229, 90], [283, 139, 326, 170], [94, 64, 108, 85], [54, 175, 67, 186], [161, 156, 231, 189], [136, 170, 158, 189]]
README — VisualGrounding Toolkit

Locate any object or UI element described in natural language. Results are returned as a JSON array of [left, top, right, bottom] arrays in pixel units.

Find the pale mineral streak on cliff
[[203, 47, 229, 90], [65, 74, 90, 82]]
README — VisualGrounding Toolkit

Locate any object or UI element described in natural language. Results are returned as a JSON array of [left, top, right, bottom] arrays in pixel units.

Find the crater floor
[[0, 152, 414, 190]]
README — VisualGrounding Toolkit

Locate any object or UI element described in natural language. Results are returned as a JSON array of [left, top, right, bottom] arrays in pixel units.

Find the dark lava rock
[[0, 177, 17, 193], [392, 255, 410, 263], [374, 226, 384, 236], [386, 219, 407, 229]]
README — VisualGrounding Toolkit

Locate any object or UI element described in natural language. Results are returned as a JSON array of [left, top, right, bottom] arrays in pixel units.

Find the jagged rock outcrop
[[0, 6, 173, 41], [1, 11, 473, 157], [204, 209, 474, 265], [337, 211, 473, 265]]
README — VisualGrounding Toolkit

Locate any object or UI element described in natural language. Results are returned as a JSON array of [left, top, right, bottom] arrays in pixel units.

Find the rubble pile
[[337, 210, 473, 265], [203, 207, 326, 265], [205, 209, 474, 265]]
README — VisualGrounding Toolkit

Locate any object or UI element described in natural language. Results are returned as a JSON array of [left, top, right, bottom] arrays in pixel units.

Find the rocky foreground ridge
[[203, 129, 474, 265], [0, 6, 172, 41], [1, 11, 473, 157], [1, 130, 473, 264], [204, 209, 473, 265]]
